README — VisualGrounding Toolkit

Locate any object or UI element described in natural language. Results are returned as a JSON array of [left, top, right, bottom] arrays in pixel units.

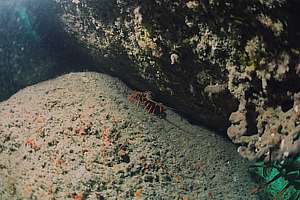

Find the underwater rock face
[[0, 72, 258, 199], [0, 0, 299, 163], [54, 0, 240, 131], [52, 0, 300, 162]]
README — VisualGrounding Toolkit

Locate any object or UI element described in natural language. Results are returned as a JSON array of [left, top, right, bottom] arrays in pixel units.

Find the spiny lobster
[[128, 90, 166, 118]]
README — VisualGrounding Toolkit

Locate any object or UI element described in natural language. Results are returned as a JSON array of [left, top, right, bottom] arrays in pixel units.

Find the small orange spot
[[73, 193, 83, 200], [101, 127, 112, 146], [179, 193, 189, 200], [53, 159, 65, 168], [134, 188, 143, 200], [25, 139, 40, 151]]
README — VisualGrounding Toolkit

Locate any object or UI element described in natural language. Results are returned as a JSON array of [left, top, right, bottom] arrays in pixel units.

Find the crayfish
[[128, 90, 166, 118]]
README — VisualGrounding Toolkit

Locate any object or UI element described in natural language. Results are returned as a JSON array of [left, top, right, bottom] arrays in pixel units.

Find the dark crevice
[[246, 102, 258, 135]]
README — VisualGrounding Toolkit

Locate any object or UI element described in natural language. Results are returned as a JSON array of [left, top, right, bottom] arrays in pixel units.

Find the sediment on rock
[[0, 0, 300, 160], [0, 72, 258, 200]]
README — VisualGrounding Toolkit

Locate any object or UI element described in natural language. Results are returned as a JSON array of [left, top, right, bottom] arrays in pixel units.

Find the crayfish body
[[128, 90, 166, 118]]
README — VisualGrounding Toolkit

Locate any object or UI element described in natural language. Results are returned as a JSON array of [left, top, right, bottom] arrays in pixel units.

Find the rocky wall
[[1, 0, 300, 162], [53, 0, 300, 161], [55, 0, 240, 131]]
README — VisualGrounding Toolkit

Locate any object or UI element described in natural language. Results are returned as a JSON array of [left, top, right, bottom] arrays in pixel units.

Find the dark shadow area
[[0, 0, 97, 102], [0, 0, 236, 135]]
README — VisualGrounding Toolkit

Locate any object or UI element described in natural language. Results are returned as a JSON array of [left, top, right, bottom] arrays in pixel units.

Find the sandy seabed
[[0, 72, 259, 200]]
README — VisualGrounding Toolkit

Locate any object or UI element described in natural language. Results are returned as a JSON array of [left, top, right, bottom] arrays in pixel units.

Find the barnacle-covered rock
[[236, 94, 300, 162]]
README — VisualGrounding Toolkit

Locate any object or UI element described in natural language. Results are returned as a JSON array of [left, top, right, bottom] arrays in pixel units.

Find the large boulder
[[0, 72, 258, 200], [54, 0, 241, 131], [53, 0, 300, 161], [1, 0, 300, 161]]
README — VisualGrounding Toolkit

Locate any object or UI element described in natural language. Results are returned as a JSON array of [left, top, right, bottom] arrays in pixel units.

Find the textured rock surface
[[52, 0, 300, 161], [0, 0, 300, 162], [54, 0, 241, 130], [0, 72, 258, 200]]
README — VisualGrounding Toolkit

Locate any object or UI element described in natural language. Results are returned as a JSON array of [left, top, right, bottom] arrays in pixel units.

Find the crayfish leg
[[144, 102, 152, 111], [147, 105, 154, 113], [159, 104, 165, 113], [136, 99, 141, 107], [150, 105, 156, 114]]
